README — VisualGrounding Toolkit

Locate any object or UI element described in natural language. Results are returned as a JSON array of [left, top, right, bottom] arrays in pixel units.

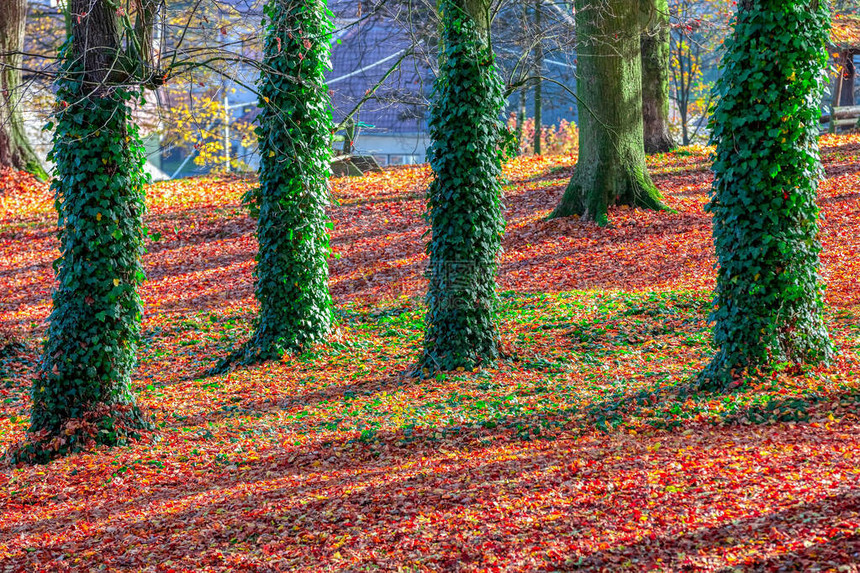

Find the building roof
[[327, 19, 433, 134], [831, 15, 860, 51]]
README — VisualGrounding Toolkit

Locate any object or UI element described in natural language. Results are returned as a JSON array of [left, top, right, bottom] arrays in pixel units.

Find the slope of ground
[[0, 136, 858, 571]]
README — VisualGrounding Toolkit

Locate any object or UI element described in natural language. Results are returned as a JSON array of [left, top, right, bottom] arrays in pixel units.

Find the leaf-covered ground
[[1, 135, 859, 571]]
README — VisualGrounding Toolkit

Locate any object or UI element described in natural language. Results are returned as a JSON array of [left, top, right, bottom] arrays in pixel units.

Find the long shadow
[[499, 218, 713, 293], [0, 260, 51, 280], [145, 248, 253, 282], [143, 223, 255, 256], [819, 138, 860, 156], [335, 191, 425, 207], [512, 170, 573, 185], [0, 212, 55, 230], [819, 191, 860, 206], [559, 489, 860, 571], [159, 374, 416, 429], [0, 436, 590, 568], [824, 161, 860, 179], [736, 530, 860, 572], [330, 258, 426, 299], [649, 164, 713, 181], [0, 222, 56, 246], [330, 220, 424, 246], [3, 417, 858, 570], [143, 271, 254, 313]]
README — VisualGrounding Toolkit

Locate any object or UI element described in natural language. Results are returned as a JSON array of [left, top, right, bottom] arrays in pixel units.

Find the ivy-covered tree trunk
[[225, 0, 334, 366], [0, 0, 45, 178], [640, 0, 676, 154], [23, 0, 150, 462], [421, 0, 505, 372], [700, 0, 833, 389], [550, 0, 666, 226]]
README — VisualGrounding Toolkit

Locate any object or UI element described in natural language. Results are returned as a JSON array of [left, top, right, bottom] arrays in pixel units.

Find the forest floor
[[1, 135, 859, 571]]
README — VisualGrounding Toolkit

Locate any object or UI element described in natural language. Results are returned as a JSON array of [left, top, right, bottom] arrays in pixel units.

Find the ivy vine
[[13, 40, 150, 463], [701, 0, 834, 389], [220, 0, 335, 369], [421, 0, 506, 372]]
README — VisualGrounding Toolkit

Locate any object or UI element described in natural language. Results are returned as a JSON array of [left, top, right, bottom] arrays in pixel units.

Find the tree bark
[[26, 0, 149, 461], [532, 0, 542, 155], [515, 0, 527, 154], [831, 52, 846, 108], [516, 87, 525, 153], [69, 0, 128, 90], [0, 0, 44, 177], [839, 55, 856, 107], [550, 0, 666, 226], [640, 0, 676, 153]]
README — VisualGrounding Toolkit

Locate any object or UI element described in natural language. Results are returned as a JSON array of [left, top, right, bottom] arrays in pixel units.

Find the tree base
[[413, 345, 505, 379], [416, 350, 499, 378], [206, 325, 329, 375], [644, 135, 677, 155], [207, 340, 285, 376], [25, 160, 48, 182], [697, 338, 834, 393], [8, 403, 150, 465], [0, 330, 25, 359], [549, 162, 669, 226]]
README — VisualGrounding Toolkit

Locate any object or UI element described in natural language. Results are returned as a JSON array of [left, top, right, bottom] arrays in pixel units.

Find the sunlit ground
[[0, 136, 858, 571]]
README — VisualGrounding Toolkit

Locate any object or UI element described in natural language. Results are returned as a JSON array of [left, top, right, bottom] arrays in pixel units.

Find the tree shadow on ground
[[335, 192, 425, 207], [561, 489, 860, 571], [2, 412, 858, 570]]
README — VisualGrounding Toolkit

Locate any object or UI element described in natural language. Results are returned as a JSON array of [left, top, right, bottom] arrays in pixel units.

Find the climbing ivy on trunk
[[700, 0, 833, 389], [218, 0, 335, 369], [421, 0, 506, 372], [15, 38, 150, 463]]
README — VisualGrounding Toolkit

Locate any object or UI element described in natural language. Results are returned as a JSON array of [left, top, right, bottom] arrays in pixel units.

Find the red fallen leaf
[[1, 135, 859, 571]]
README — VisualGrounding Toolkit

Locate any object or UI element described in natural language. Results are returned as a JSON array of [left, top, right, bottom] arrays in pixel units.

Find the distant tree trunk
[[640, 0, 676, 153], [832, 52, 855, 107], [671, 30, 693, 145], [25, 0, 150, 462], [0, 0, 44, 178], [532, 0, 542, 155], [831, 53, 845, 108], [515, 0, 527, 154], [422, 0, 505, 371], [550, 0, 666, 226], [516, 87, 525, 153], [841, 58, 855, 106]]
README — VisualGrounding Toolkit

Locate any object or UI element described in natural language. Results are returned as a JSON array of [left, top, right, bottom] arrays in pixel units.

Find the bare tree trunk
[[516, 87, 525, 153], [641, 0, 676, 153], [532, 0, 542, 155], [0, 0, 44, 177], [550, 0, 666, 225], [70, 0, 127, 90], [831, 52, 846, 108], [672, 33, 691, 145], [840, 56, 855, 107], [515, 0, 527, 154]]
